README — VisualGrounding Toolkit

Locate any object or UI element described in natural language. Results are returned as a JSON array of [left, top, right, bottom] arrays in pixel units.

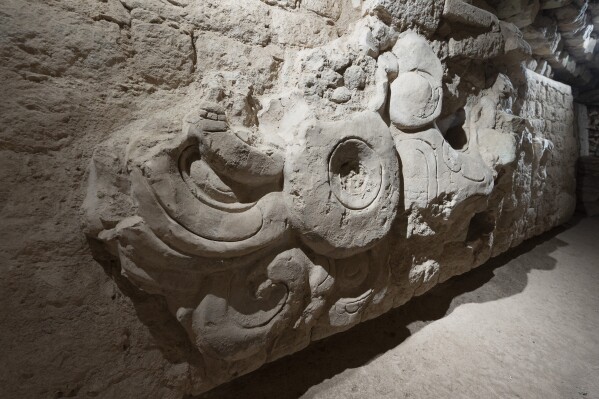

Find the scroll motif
[[83, 13, 562, 392]]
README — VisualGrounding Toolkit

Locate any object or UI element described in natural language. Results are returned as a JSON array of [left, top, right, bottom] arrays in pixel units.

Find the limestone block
[[523, 15, 562, 56], [270, 7, 338, 47], [448, 30, 505, 59], [500, 21, 533, 61], [443, 0, 499, 29], [495, 0, 541, 28], [362, 0, 443, 36]]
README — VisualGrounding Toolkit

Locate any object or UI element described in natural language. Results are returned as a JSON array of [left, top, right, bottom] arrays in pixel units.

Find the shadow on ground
[[194, 217, 577, 399]]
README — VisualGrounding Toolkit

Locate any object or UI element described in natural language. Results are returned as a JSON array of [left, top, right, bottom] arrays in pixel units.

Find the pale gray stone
[[330, 86, 352, 103], [343, 65, 367, 90]]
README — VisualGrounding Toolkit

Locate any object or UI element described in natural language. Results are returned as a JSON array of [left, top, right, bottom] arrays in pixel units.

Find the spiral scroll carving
[[81, 14, 566, 392]]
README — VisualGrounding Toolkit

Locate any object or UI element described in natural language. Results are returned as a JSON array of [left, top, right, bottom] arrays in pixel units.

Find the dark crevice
[[92, 14, 130, 29], [441, 107, 468, 151], [190, 30, 197, 74], [119, 0, 133, 12], [166, 0, 186, 7], [466, 211, 496, 244]]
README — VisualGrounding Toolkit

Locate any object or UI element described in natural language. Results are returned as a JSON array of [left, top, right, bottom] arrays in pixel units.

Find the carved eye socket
[[284, 111, 399, 257], [328, 139, 382, 210]]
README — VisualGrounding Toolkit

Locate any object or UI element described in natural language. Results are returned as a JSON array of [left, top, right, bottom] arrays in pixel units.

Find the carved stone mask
[[82, 19, 570, 392]]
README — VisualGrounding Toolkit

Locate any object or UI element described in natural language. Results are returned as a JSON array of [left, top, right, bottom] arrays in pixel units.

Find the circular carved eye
[[328, 139, 382, 210], [284, 111, 400, 258]]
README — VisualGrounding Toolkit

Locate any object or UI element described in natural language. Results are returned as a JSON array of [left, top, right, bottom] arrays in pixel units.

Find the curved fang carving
[[192, 249, 311, 361], [179, 146, 253, 207]]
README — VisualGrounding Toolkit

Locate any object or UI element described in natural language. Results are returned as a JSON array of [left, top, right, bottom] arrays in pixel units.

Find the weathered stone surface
[[521, 0, 599, 88], [443, 0, 499, 28], [494, 0, 541, 28], [363, 0, 444, 35], [577, 156, 599, 215], [0, 0, 586, 397], [588, 106, 599, 155], [81, 4, 578, 395]]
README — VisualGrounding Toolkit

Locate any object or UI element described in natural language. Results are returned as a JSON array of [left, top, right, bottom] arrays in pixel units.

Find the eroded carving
[[82, 7, 576, 393], [285, 111, 399, 257]]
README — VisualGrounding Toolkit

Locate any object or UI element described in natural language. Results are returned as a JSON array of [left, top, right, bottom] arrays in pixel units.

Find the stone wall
[[578, 105, 599, 215], [0, 0, 585, 397], [518, 70, 577, 234], [589, 106, 599, 155]]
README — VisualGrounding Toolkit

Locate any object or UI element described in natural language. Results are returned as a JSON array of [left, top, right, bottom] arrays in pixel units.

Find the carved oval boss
[[389, 31, 444, 130], [284, 111, 400, 258]]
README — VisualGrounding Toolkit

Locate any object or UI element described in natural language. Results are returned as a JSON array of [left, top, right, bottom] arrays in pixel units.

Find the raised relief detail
[[82, 8, 575, 393]]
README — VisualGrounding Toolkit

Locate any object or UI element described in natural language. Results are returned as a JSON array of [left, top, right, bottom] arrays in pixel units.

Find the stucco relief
[[82, 8, 576, 393]]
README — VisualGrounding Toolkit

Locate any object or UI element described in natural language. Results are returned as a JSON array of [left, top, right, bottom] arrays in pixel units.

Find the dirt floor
[[198, 215, 599, 399]]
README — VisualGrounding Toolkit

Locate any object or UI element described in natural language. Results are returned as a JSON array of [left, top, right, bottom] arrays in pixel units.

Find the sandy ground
[[198, 215, 599, 399]]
